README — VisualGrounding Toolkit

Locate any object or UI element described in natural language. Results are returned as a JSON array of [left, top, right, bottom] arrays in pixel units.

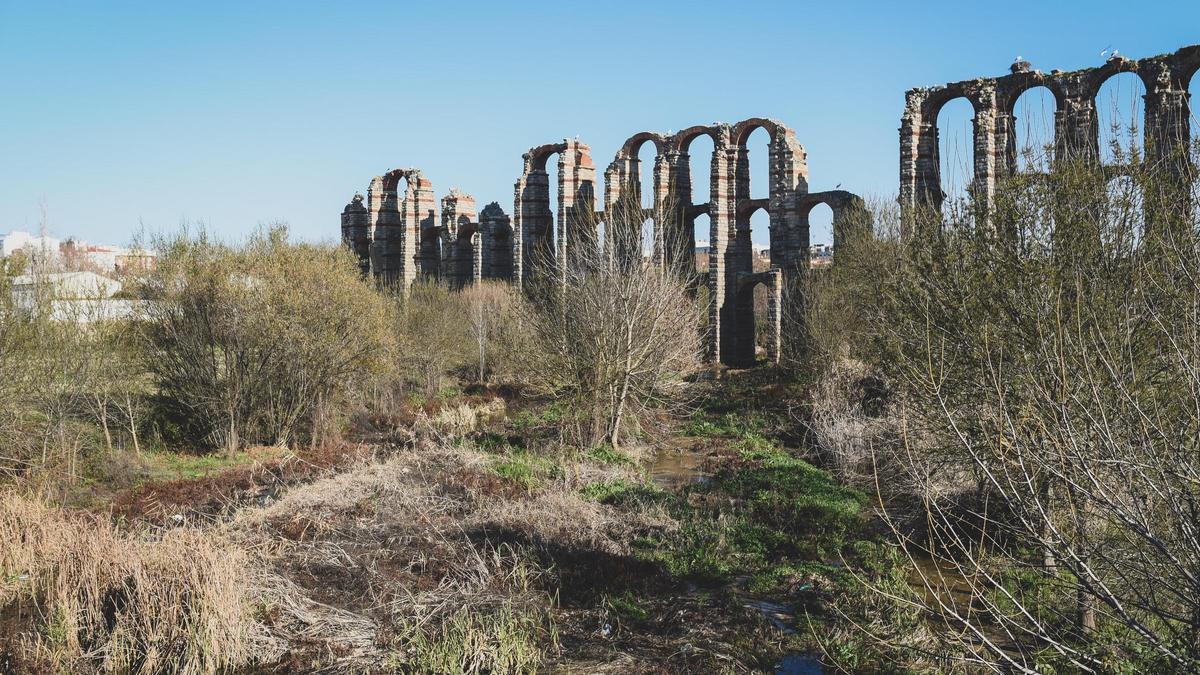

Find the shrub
[[139, 226, 393, 452]]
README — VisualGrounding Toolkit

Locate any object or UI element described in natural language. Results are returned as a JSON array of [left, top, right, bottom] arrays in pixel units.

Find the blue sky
[[2, 1, 1197, 247]]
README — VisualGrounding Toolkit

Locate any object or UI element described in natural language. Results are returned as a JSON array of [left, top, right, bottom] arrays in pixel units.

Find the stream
[[650, 439, 826, 675]]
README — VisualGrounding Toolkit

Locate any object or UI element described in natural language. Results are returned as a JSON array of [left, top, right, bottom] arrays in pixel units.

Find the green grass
[[142, 447, 283, 481], [489, 451, 559, 489], [583, 445, 633, 466], [630, 446, 867, 590], [390, 601, 557, 674], [579, 479, 666, 504], [604, 592, 650, 622], [509, 403, 571, 432]]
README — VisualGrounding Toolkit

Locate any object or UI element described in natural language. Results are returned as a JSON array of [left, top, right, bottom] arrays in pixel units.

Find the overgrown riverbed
[[2, 369, 914, 673]]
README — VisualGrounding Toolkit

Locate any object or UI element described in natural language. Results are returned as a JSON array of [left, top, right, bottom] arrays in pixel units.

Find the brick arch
[[1177, 46, 1200, 89], [737, 198, 769, 220], [998, 76, 1067, 116], [616, 131, 667, 159], [798, 190, 869, 250], [920, 84, 987, 123], [671, 125, 723, 154], [1080, 58, 1151, 102], [524, 142, 568, 173], [731, 117, 786, 147], [381, 167, 426, 193]]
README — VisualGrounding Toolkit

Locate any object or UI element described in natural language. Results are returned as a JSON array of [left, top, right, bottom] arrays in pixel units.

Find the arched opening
[[746, 126, 772, 200], [749, 207, 770, 269], [636, 140, 657, 211], [937, 97, 976, 210], [686, 133, 715, 210], [808, 203, 834, 267], [692, 212, 710, 276], [744, 205, 770, 355], [1096, 72, 1145, 166], [1102, 173, 1144, 252], [1012, 86, 1056, 172]]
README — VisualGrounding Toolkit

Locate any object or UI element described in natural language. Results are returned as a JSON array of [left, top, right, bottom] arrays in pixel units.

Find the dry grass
[[466, 489, 631, 556], [0, 493, 270, 674]]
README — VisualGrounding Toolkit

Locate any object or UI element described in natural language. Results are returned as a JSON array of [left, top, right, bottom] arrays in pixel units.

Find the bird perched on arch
[[1011, 55, 1032, 73]]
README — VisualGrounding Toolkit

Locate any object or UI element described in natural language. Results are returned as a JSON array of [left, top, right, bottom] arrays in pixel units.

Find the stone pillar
[[899, 89, 940, 230], [708, 126, 735, 364], [972, 87, 1000, 226], [479, 202, 512, 281], [764, 269, 782, 365], [1055, 95, 1099, 166], [441, 190, 477, 288], [1144, 69, 1193, 227], [367, 175, 402, 285], [767, 127, 808, 274], [340, 193, 370, 276], [664, 150, 694, 271], [401, 171, 436, 291], [513, 161, 552, 289], [558, 139, 596, 277], [471, 232, 483, 285]]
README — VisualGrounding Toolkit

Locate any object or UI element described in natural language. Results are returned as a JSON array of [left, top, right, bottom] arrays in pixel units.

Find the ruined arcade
[[341, 117, 866, 367]]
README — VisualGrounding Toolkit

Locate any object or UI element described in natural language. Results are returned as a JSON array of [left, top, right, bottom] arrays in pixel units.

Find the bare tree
[[521, 190, 701, 448], [462, 281, 518, 384]]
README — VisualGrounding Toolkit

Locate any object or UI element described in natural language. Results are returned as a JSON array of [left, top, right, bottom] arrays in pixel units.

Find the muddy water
[[650, 438, 826, 674], [648, 436, 713, 490], [907, 554, 975, 617]]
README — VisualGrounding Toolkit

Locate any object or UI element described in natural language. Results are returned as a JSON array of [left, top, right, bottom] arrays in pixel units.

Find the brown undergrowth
[[0, 494, 271, 674]]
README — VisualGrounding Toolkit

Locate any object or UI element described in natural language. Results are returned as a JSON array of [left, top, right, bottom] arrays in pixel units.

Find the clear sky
[[2, 1, 1198, 248]]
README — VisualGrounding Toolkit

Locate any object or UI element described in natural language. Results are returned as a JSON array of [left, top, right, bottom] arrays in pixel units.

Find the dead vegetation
[[0, 494, 269, 674]]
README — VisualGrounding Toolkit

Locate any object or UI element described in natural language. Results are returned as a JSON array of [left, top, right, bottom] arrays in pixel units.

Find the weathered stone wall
[[603, 119, 862, 367], [341, 117, 865, 366], [339, 193, 369, 276], [440, 189, 478, 289], [900, 44, 1199, 230]]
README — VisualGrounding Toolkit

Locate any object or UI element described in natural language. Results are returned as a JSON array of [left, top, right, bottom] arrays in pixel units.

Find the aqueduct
[[344, 43, 1198, 368], [341, 117, 867, 368], [900, 44, 1200, 224]]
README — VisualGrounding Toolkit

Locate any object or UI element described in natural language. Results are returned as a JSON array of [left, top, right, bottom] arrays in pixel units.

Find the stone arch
[[998, 75, 1067, 116], [730, 268, 782, 366], [1177, 46, 1200, 89], [798, 190, 869, 253], [919, 85, 986, 126], [369, 168, 437, 290], [731, 117, 784, 147], [514, 140, 595, 288], [1006, 84, 1060, 172], [672, 125, 722, 154], [1094, 69, 1147, 165]]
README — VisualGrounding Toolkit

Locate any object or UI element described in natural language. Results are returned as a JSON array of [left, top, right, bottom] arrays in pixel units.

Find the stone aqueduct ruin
[[343, 44, 1199, 367], [342, 118, 867, 367], [900, 44, 1200, 219]]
